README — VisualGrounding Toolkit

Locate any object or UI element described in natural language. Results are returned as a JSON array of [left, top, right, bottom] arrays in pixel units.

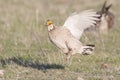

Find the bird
[[0, 70, 4, 78], [96, 1, 115, 34], [46, 10, 100, 61]]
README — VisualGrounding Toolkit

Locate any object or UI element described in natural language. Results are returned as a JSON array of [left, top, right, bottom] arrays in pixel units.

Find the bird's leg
[[65, 41, 72, 61], [65, 53, 71, 65], [65, 48, 73, 65], [65, 53, 71, 61]]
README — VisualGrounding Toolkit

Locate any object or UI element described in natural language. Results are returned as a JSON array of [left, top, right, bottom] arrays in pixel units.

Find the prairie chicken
[[97, 1, 115, 34], [46, 10, 100, 60]]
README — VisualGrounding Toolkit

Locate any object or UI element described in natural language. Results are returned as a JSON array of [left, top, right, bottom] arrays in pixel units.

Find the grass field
[[0, 0, 120, 80]]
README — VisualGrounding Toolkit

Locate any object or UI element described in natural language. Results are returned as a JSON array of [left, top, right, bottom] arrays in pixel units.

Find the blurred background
[[0, 0, 120, 80]]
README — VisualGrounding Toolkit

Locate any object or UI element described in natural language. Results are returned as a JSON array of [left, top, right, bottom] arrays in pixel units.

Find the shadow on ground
[[0, 57, 64, 70]]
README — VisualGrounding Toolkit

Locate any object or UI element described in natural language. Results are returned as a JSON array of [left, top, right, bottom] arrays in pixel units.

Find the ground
[[0, 0, 120, 80]]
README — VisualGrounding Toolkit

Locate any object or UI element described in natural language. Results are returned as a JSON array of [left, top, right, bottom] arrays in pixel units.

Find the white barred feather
[[63, 9, 100, 40]]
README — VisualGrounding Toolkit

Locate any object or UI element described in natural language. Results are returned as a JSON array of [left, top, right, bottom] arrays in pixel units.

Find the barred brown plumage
[[97, 1, 115, 34]]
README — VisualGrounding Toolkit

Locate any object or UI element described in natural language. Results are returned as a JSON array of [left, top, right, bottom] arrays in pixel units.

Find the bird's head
[[46, 19, 55, 31]]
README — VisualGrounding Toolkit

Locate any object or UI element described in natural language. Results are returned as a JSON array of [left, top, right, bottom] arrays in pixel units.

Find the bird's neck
[[48, 24, 56, 31]]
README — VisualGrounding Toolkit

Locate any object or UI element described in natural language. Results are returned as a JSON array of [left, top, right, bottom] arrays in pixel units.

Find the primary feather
[[64, 10, 100, 40]]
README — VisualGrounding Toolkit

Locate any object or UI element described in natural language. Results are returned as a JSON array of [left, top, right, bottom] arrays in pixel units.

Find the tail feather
[[86, 44, 95, 47], [101, 1, 107, 13], [97, 1, 112, 16], [82, 44, 95, 55], [106, 4, 112, 11]]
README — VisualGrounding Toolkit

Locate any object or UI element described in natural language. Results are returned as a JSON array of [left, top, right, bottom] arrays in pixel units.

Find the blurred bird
[[97, 1, 115, 34], [46, 10, 100, 60], [0, 70, 4, 78]]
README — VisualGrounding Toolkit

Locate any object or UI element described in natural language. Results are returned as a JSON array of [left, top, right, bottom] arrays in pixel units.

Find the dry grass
[[0, 0, 120, 80]]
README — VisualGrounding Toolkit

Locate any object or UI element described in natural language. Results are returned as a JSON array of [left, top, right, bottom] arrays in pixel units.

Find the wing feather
[[63, 9, 100, 40]]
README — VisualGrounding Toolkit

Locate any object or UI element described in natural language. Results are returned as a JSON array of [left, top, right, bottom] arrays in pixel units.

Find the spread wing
[[63, 9, 100, 40]]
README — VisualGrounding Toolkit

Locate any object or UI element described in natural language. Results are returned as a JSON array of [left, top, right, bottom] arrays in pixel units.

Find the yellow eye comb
[[46, 20, 53, 26]]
